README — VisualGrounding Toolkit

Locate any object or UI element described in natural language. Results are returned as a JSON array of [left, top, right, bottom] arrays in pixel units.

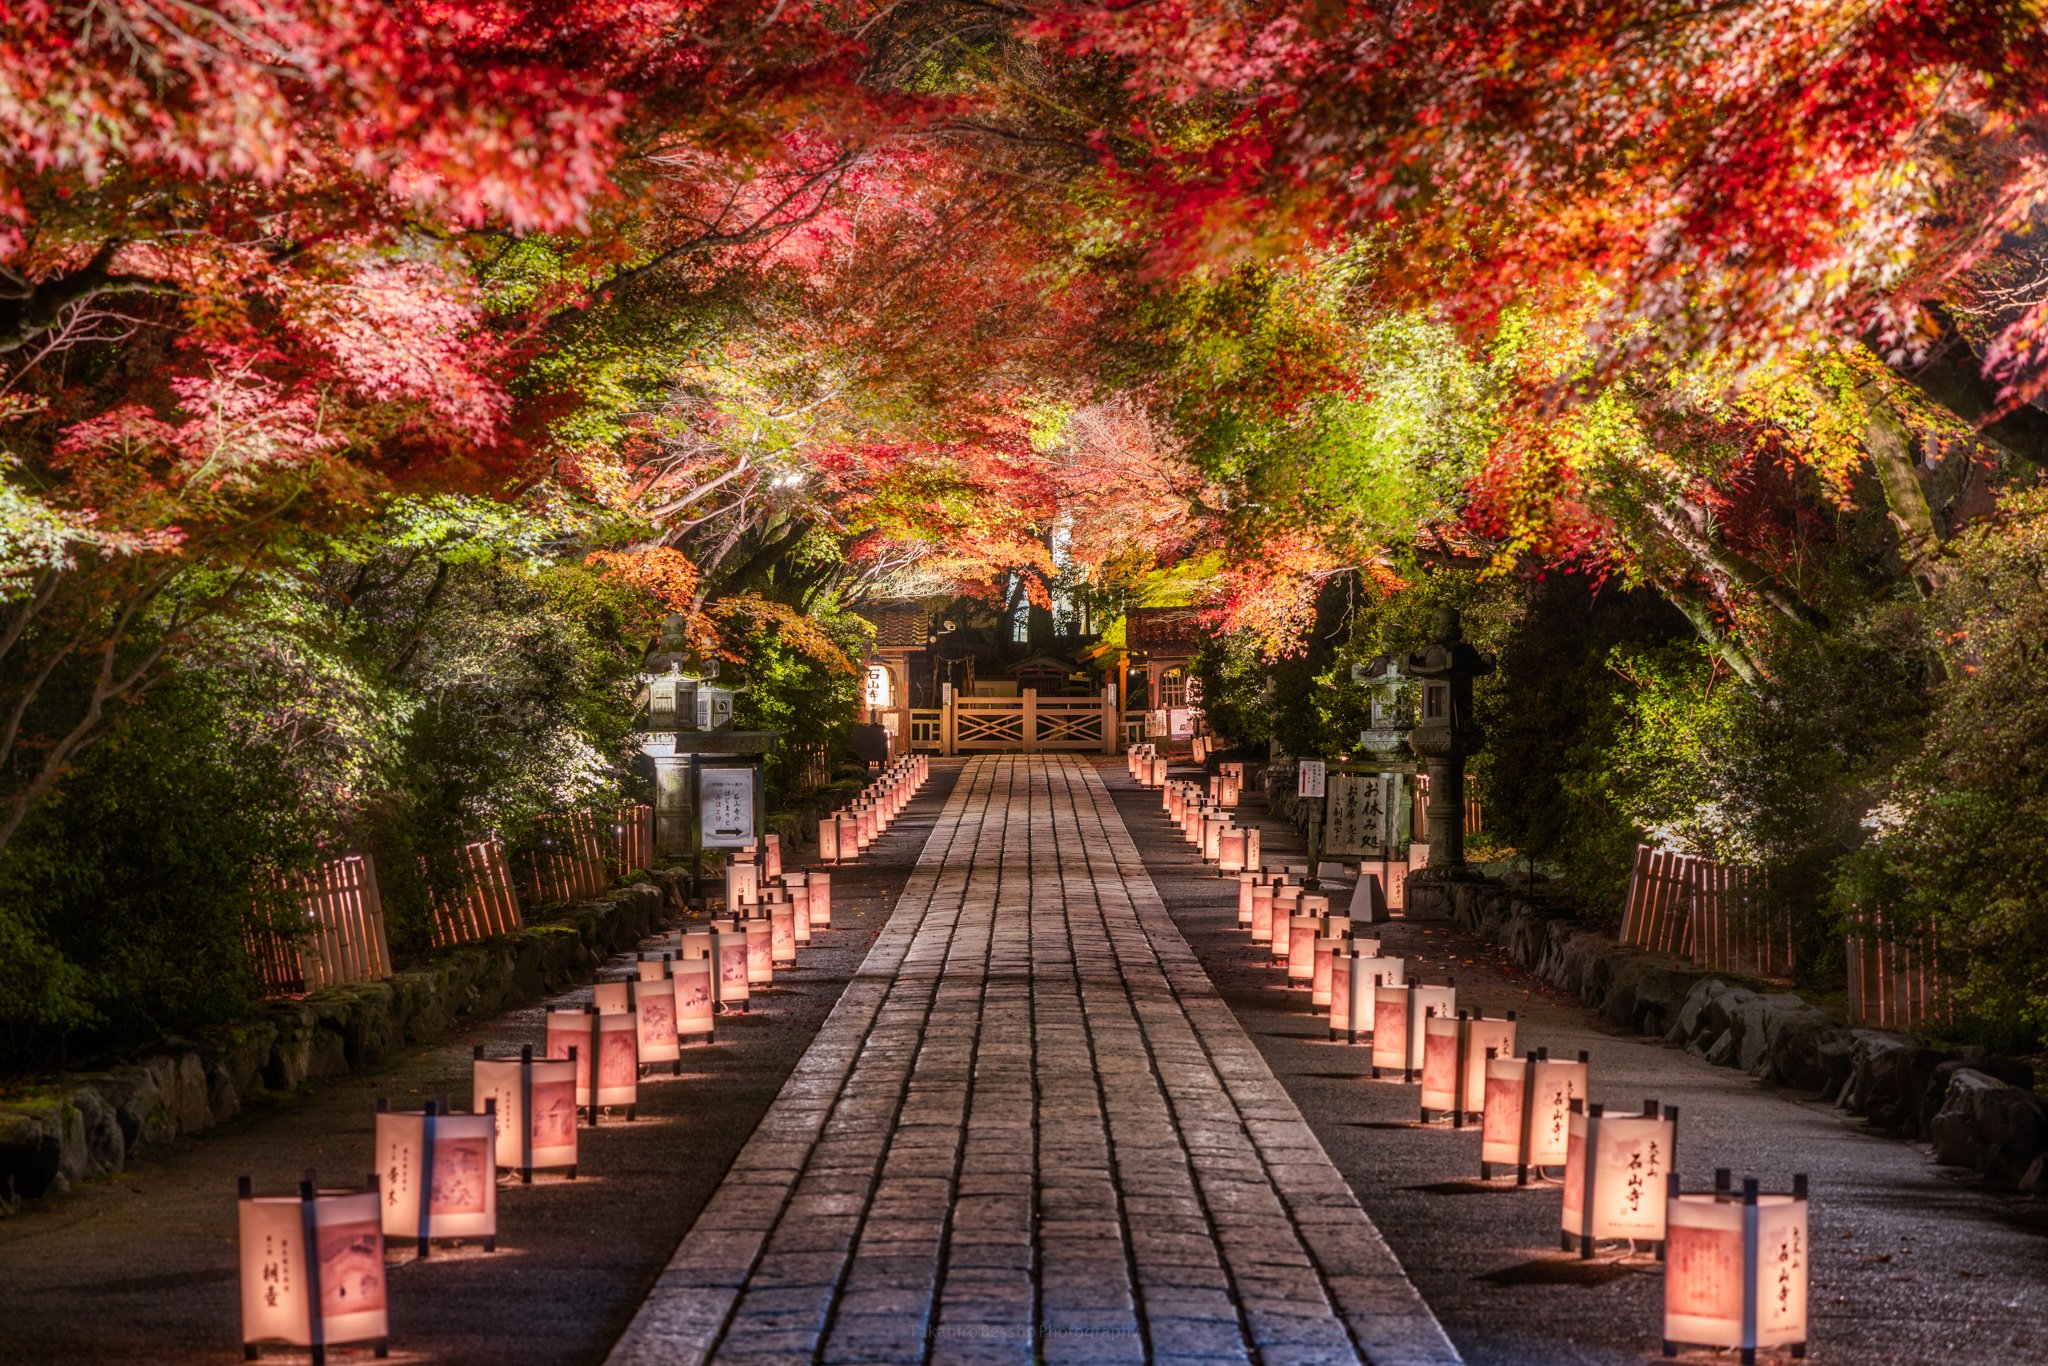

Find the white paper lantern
[[1664, 1173, 1809, 1362], [764, 832, 783, 881], [1310, 934, 1346, 1007], [668, 954, 715, 1039], [1418, 1011, 1517, 1125], [373, 1101, 498, 1254], [1370, 981, 1456, 1080], [725, 858, 759, 913], [635, 974, 683, 1070], [472, 1045, 580, 1182], [1236, 873, 1259, 927], [1328, 943, 1395, 1040], [239, 1177, 388, 1359], [1249, 881, 1278, 944], [1244, 825, 1262, 873], [1218, 827, 1248, 874], [836, 812, 861, 858], [1560, 1100, 1679, 1256], [1479, 1048, 1591, 1181], [769, 900, 798, 966], [1285, 915, 1321, 983], [818, 816, 840, 863], [545, 1006, 639, 1122], [808, 871, 833, 928]]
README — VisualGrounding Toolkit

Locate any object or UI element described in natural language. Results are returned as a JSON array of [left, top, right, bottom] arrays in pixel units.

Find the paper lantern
[[1370, 981, 1456, 1080], [472, 1045, 579, 1182], [789, 886, 812, 945], [1560, 1099, 1679, 1256], [1409, 841, 1430, 873], [1664, 1172, 1809, 1363], [836, 812, 860, 858], [545, 1006, 638, 1122], [238, 1176, 388, 1360], [1418, 1011, 1517, 1125], [764, 833, 783, 881], [669, 954, 715, 1039], [1219, 828, 1248, 874], [818, 816, 840, 863], [1236, 873, 1259, 927], [1329, 944, 1396, 1040], [809, 871, 833, 928], [742, 915, 774, 984], [1479, 1048, 1590, 1182], [1269, 887, 1303, 964], [1243, 825, 1262, 873], [725, 858, 759, 913], [1249, 881, 1278, 944], [1310, 934, 1346, 1007], [373, 1099, 497, 1254], [596, 974, 682, 1072], [1285, 916, 1322, 983], [769, 900, 798, 966]]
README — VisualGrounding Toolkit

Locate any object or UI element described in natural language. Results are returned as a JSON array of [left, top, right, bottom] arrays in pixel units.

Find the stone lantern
[[1402, 607, 1492, 872]]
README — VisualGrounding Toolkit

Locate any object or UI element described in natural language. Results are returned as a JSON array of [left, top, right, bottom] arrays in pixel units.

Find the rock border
[[0, 873, 683, 1213], [1409, 875, 2045, 1194]]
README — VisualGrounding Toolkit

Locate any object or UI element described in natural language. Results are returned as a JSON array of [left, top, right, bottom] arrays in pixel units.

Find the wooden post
[[1101, 685, 1118, 756], [941, 685, 956, 756], [1022, 688, 1039, 754]]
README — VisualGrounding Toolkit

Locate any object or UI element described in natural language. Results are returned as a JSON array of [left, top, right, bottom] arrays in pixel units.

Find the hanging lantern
[[238, 1175, 388, 1360], [818, 816, 840, 864], [472, 1045, 578, 1182], [1370, 981, 1456, 1080], [1560, 1099, 1679, 1257], [1479, 1048, 1591, 1182], [1329, 944, 1396, 1040], [809, 871, 833, 928], [1663, 1172, 1809, 1362], [373, 1099, 498, 1255], [1419, 1011, 1517, 1125], [545, 1006, 638, 1123], [770, 899, 798, 966]]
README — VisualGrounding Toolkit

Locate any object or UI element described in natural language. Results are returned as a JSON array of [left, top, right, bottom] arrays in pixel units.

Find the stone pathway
[[610, 755, 1459, 1366]]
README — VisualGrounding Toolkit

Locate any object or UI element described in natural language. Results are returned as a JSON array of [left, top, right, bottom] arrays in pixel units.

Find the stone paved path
[[610, 755, 1459, 1366]]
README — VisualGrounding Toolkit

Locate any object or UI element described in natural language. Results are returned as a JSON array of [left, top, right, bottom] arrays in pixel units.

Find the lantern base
[[1661, 1342, 1805, 1364]]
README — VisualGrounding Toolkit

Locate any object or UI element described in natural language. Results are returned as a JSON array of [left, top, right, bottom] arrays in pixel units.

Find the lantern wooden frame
[[1560, 1099, 1680, 1257], [372, 1099, 498, 1255], [1369, 981, 1456, 1081], [1662, 1172, 1809, 1363], [472, 1044, 579, 1181], [238, 1175, 388, 1362], [545, 1005, 639, 1123], [1418, 1010, 1517, 1126], [1479, 1047, 1591, 1183], [1329, 944, 1395, 1040]]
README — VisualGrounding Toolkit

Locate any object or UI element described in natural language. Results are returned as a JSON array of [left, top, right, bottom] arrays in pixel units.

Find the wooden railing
[[247, 853, 393, 996], [1411, 771, 1483, 839], [1618, 844, 1795, 979], [1845, 905, 1951, 1031], [892, 689, 1121, 755]]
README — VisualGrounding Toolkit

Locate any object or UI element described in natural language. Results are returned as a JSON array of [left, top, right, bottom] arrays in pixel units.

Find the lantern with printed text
[[238, 1175, 388, 1361], [1370, 981, 1456, 1080], [1480, 1048, 1591, 1182], [818, 816, 840, 863], [373, 1099, 497, 1255], [1202, 815, 1230, 862], [545, 1005, 638, 1122], [809, 871, 833, 928], [725, 855, 759, 912], [1243, 825, 1262, 872], [1419, 1011, 1516, 1125], [472, 1045, 580, 1182], [1663, 1172, 1809, 1363], [1330, 944, 1396, 1039], [1560, 1099, 1679, 1257]]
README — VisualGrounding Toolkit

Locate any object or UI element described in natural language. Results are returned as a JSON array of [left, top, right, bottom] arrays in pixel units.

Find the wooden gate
[[1617, 844, 1795, 979], [896, 689, 1120, 755]]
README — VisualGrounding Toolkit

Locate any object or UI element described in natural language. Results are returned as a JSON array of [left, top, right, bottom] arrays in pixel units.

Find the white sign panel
[[699, 767, 757, 848], [1298, 759, 1327, 799]]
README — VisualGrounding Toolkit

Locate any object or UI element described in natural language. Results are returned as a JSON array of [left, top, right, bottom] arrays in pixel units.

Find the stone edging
[[1408, 875, 2047, 1194], [0, 873, 683, 1213]]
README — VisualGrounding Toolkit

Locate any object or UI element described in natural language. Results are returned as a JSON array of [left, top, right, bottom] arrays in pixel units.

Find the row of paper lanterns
[[1154, 761, 1810, 1364], [819, 754, 930, 863], [236, 757, 929, 1361]]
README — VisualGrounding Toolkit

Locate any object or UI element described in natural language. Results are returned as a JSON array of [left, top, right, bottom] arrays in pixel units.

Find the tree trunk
[[1860, 382, 1954, 597]]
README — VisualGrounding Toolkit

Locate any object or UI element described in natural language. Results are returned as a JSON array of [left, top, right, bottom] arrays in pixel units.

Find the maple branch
[[0, 243, 169, 357]]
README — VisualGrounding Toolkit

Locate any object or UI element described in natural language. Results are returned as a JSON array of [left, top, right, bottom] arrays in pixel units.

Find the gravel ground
[[0, 762, 957, 1366], [1105, 761, 2048, 1366]]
